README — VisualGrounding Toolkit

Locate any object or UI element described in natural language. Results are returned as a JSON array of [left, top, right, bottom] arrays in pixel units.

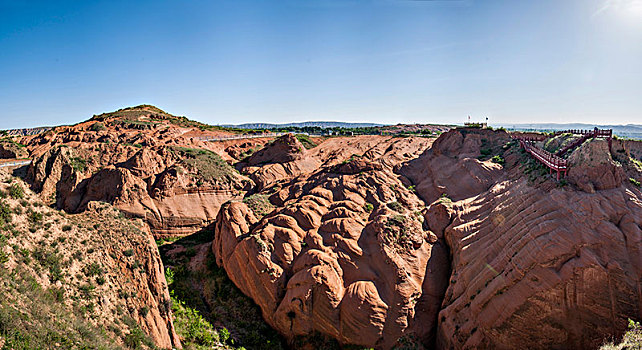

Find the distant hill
[[496, 123, 642, 140], [1, 126, 52, 136], [220, 121, 385, 129]]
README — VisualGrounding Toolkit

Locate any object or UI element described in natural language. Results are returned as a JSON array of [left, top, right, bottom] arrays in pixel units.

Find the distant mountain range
[[220, 121, 385, 129], [496, 123, 642, 140]]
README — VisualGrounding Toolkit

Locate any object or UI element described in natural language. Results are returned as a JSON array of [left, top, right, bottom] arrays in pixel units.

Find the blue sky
[[1, 0, 641, 129]]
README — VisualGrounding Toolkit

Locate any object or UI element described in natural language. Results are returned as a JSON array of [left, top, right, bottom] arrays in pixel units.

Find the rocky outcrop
[[567, 139, 625, 192], [245, 134, 306, 165], [0, 141, 29, 159], [27, 144, 247, 237], [239, 134, 321, 190], [212, 141, 450, 349], [400, 128, 510, 203], [2, 126, 51, 136]]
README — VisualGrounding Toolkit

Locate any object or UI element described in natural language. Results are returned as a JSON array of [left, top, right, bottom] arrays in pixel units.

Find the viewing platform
[[513, 128, 612, 181]]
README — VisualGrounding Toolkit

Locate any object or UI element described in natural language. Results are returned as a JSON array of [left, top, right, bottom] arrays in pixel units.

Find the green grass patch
[[491, 155, 505, 165], [70, 157, 87, 173], [171, 147, 239, 185], [600, 319, 641, 350], [295, 134, 317, 149], [90, 122, 105, 132], [161, 244, 286, 350], [386, 201, 404, 213], [9, 183, 24, 199], [243, 194, 274, 218]]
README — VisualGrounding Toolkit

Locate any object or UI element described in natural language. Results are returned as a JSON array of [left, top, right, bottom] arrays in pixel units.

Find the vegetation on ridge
[[170, 147, 240, 186], [0, 175, 159, 349], [160, 230, 286, 350]]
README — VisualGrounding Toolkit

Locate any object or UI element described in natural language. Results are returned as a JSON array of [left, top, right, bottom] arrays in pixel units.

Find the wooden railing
[[513, 128, 612, 181], [519, 139, 568, 180], [556, 129, 612, 138], [555, 128, 613, 157]]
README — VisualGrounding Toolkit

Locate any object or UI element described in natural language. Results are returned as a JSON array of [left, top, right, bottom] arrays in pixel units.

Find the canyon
[[1, 105, 641, 349]]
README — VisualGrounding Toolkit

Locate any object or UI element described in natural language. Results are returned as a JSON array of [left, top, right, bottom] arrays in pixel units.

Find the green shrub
[[124, 326, 146, 349], [439, 193, 453, 205], [480, 148, 492, 156], [90, 122, 105, 132], [630, 178, 641, 187], [62, 224, 72, 231], [171, 147, 238, 185], [364, 203, 374, 212], [70, 157, 87, 172], [386, 201, 404, 212], [32, 248, 65, 282], [295, 134, 317, 149], [0, 200, 12, 225], [28, 210, 43, 223], [243, 194, 274, 217], [0, 250, 9, 264], [139, 306, 149, 317], [84, 262, 103, 277], [9, 183, 24, 199], [79, 284, 95, 299], [491, 155, 505, 165], [172, 292, 219, 346], [600, 319, 641, 349], [123, 249, 134, 257]]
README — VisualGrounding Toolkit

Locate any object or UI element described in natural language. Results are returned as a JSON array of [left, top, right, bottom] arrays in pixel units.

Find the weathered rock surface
[[567, 139, 625, 192], [213, 136, 449, 349], [26, 135, 248, 237], [238, 134, 321, 190], [15, 105, 642, 350], [400, 128, 510, 203], [436, 180, 642, 349], [0, 140, 29, 159]]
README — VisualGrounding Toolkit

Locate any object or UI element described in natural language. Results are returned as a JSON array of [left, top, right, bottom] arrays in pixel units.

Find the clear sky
[[1, 0, 641, 129]]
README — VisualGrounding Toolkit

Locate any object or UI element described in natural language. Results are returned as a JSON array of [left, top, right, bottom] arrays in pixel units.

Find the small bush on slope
[[600, 319, 642, 350], [295, 134, 317, 149], [170, 147, 239, 186], [160, 231, 285, 350], [243, 194, 274, 218]]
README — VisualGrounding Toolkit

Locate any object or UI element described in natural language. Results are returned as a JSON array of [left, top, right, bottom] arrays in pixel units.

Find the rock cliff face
[[566, 139, 625, 192], [400, 128, 510, 203], [238, 134, 321, 190], [212, 136, 447, 349], [435, 180, 641, 349], [208, 127, 642, 349], [0, 140, 29, 159]]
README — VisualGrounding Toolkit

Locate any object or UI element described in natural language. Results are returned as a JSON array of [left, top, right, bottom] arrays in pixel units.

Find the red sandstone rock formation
[[212, 136, 449, 349]]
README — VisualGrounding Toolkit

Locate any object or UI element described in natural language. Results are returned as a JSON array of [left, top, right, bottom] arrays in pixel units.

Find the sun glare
[[612, 0, 642, 22]]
